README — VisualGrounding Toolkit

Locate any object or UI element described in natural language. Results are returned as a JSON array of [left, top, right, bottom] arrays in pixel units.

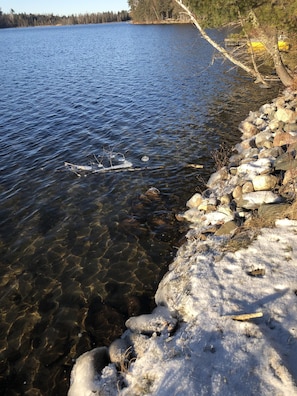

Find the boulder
[[268, 118, 281, 131], [284, 123, 297, 134], [259, 103, 276, 116], [258, 201, 297, 221]]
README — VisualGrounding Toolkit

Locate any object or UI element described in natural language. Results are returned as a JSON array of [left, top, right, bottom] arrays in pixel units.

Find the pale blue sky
[[1, 0, 129, 15]]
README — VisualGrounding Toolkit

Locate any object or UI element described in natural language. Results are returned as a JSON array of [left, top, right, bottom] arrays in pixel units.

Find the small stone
[[186, 193, 203, 209], [215, 220, 237, 236], [284, 123, 297, 134], [232, 185, 242, 199], [255, 130, 273, 148], [275, 107, 297, 123], [202, 210, 234, 226], [242, 181, 254, 193], [275, 153, 297, 171], [252, 175, 278, 191], [206, 167, 229, 189], [268, 118, 281, 131], [283, 169, 297, 185], [258, 146, 283, 159], [217, 205, 234, 217], [220, 194, 231, 205], [239, 121, 259, 139], [109, 338, 130, 366]]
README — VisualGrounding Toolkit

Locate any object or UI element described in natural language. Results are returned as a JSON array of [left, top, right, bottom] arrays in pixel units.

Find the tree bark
[[259, 30, 293, 87]]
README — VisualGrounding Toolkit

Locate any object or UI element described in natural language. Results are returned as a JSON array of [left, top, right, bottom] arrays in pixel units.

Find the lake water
[[0, 23, 280, 394]]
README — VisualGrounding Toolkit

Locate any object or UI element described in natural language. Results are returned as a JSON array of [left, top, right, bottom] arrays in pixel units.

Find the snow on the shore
[[69, 218, 297, 395]]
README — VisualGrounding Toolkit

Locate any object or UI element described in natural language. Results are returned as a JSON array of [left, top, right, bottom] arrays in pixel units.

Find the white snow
[[69, 218, 297, 396]]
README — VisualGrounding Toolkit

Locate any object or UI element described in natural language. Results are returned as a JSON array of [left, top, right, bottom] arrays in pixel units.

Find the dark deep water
[[0, 23, 281, 394]]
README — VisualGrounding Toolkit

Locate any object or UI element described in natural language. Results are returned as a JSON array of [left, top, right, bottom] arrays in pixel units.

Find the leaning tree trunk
[[259, 30, 293, 87], [174, 0, 267, 85]]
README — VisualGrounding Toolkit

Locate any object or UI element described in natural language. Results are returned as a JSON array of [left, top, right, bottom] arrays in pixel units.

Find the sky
[[0, 0, 129, 15]]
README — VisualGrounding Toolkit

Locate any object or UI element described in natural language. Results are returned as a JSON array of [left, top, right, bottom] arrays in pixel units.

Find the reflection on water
[[0, 23, 281, 394]]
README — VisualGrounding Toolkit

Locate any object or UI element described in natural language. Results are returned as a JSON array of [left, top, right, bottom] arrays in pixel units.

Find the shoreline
[[68, 88, 297, 395]]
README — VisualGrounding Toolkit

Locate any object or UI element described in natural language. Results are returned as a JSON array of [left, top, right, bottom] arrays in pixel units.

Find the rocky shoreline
[[182, 87, 297, 235], [68, 89, 297, 395]]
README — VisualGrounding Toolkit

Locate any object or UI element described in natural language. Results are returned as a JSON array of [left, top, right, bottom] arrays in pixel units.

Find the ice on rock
[[237, 158, 272, 178], [68, 347, 110, 396], [125, 305, 177, 335]]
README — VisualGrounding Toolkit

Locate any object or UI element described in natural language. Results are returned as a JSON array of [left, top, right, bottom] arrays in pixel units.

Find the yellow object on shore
[[248, 40, 290, 52]]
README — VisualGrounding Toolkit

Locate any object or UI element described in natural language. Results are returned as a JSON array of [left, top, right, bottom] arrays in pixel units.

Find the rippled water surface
[[0, 23, 281, 394]]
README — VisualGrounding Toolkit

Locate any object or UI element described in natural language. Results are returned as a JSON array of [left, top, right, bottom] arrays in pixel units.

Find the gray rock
[[236, 191, 282, 210], [274, 152, 297, 171], [215, 220, 237, 236]]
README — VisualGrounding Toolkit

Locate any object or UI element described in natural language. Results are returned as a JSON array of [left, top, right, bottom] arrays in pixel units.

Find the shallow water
[[0, 23, 281, 394]]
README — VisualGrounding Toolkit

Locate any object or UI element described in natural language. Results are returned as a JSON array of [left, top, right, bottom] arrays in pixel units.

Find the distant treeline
[[0, 9, 131, 28]]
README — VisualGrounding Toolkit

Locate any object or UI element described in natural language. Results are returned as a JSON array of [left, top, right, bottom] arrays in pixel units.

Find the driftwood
[[231, 312, 263, 321]]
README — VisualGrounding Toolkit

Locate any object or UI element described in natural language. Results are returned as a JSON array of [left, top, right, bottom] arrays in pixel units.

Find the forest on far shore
[[0, 9, 131, 28]]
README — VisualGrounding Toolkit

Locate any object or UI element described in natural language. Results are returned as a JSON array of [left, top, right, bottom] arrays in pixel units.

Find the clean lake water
[[0, 23, 280, 394]]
